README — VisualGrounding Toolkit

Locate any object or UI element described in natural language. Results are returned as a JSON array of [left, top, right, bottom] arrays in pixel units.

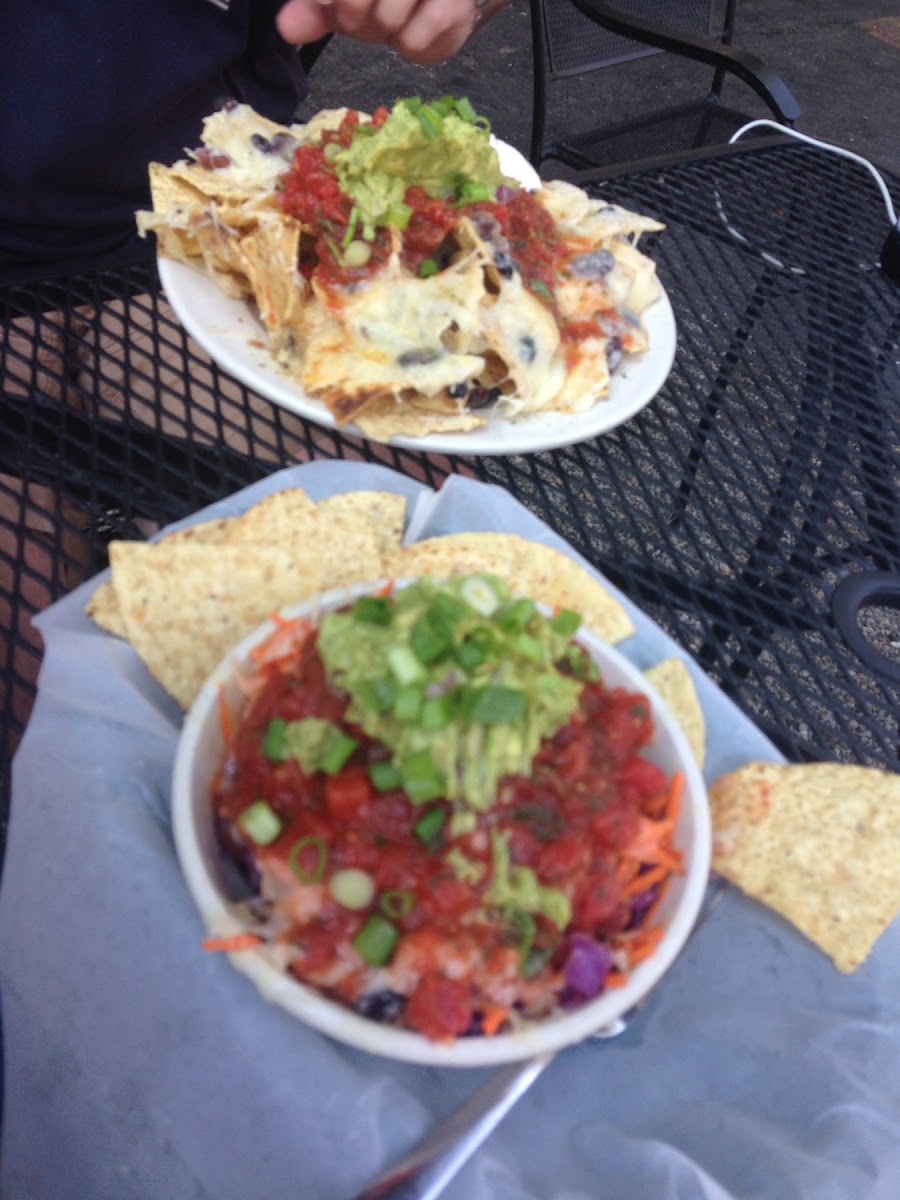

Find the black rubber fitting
[[831, 571, 900, 683], [881, 218, 900, 285]]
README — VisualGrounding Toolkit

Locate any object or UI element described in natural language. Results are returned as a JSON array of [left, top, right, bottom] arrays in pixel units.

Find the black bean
[[607, 335, 623, 373], [250, 133, 273, 153], [356, 990, 406, 1023], [568, 249, 615, 279], [467, 385, 501, 410], [494, 250, 516, 279], [397, 348, 442, 368], [448, 381, 469, 398], [519, 334, 537, 363]]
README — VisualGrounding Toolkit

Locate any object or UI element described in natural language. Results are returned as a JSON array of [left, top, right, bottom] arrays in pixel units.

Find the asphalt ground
[[297, 0, 900, 178]]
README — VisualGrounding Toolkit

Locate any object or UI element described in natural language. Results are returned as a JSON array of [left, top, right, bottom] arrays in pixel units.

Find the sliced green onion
[[399, 748, 445, 804], [289, 835, 328, 884], [400, 95, 423, 114], [428, 592, 468, 623], [460, 576, 501, 615], [352, 595, 393, 625], [529, 278, 553, 302], [414, 807, 445, 845], [261, 717, 287, 761], [320, 731, 358, 775], [342, 239, 371, 268], [341, 206, 360, 249], [453, 635, 488, 671], [387, 644, 427, 686], [454, 97, 478, 124], [329, 868, 375, 910], [420, 694, 453, 731], [323, 141, 343, 163], [433, 94, 456, 116], [419, 258, 439, 278], [550, 608, 581, 637], [416, 104, 443, 138], [386, 201, 412, 230], [380, 889, 414, 919], [369, 759, 403, 791], [237, 799, 282, 846], [410, 612, 452, 664], [464, 685, 527, 725], [457, 179, 491, 204], [353, 913, 399, 965], [513, 632, 544, 663], [496, 597, 535, 634], [523, 943, 554, 978], [393, 683, 424, 724]]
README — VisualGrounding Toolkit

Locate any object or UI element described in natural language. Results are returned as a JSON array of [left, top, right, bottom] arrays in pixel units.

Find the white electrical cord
[[729, 119, 897, 226], [713, 120, 898, 276]]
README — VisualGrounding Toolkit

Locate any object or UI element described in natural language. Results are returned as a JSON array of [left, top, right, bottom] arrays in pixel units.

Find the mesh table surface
[[2, 141, 899, 845]]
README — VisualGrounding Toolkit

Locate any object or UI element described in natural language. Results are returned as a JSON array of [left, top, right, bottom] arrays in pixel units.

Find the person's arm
[[276, 0, 509, 67]]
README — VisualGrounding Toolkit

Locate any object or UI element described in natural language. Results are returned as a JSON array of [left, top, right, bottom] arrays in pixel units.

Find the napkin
[[1, 461, 898, 1200]]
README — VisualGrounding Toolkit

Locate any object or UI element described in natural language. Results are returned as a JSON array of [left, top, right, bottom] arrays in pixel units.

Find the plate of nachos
[[141, 96, 676, 454]]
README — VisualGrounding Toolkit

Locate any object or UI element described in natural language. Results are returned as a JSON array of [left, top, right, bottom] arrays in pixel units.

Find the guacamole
[[315, 576, 586, 811], [332, 96, 514, 239]]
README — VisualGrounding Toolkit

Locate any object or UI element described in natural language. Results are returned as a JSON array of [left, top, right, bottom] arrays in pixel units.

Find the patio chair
[[529, 0, 801, 170]]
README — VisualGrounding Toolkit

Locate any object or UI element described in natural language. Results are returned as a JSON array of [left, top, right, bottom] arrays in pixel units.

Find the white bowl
[[172, 580, 711, 1067]]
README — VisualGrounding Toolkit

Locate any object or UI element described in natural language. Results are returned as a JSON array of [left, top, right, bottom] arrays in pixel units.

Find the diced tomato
[[574, 871, 623, 928], [406, 973, 473, 1041], [536, 837, 589, 882], [617, 757, 670, 805], [589, 803, 641, 850], [324, 766, 373, 824], [428, 875, 476, 916]]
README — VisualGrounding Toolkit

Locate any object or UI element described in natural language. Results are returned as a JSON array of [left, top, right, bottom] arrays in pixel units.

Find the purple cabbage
[[559, 933, 612, 1008]]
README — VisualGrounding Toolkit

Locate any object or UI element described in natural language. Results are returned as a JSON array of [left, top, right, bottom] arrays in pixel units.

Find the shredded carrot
[[604, 968, 628, 989], [376, 579, 395, 597], [202, 933, 263, 953], [621, 862, 670, 899], [665, 771, 684, 822], [624, 926, 665, 967], [480, 1003, 510, 1037], [622, 816, 682, 870], [642, 877, 672, 928]]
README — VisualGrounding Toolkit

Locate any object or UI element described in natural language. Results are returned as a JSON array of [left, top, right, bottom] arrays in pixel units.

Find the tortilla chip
[[86, 516, 236, 638], [225, 488, 383, 591], [644, 657, 705, 769], [353, 394, 485, 440], [382, 533, 634, 645], [225, 488, 315, 542], [109, 541, 324, 707], [316, 491, 406, 556], [708, 761, 900, 972]]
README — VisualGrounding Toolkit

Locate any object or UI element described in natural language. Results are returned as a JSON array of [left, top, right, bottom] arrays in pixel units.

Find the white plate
[[158, 139, 676, 457]]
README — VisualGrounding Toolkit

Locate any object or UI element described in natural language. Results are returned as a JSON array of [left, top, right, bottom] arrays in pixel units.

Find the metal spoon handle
[[351, 1051, 554, 1200]]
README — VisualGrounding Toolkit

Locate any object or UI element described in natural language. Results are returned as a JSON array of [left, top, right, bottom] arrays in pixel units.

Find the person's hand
[[276, 0, 491, 67]]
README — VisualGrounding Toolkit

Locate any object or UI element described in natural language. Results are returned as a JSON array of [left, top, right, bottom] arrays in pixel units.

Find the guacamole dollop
[[333, 97, 513, 239], [315, 576, 587, 811]]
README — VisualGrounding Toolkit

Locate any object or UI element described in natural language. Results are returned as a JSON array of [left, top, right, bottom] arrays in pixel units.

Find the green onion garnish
[[464, 684, 527, 725], [550, 608, 581, 637], [399, 748, 445, 804], [289, 835, 328, 884], [369, 759, 403, 791], [416, 104, 443, 138], [261, 717, 287, 761], [413, 807, 445, 845], [419, 258, 439, 278], [353, 913, 399, 965], [320, 732, 358, 775], [341, 205, 360, 249], [352, 595, 393, 625], [237, 799, 282, 846]]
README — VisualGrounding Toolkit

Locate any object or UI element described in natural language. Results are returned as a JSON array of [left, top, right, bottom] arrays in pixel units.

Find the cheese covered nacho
[[138, 97, 665, 441]]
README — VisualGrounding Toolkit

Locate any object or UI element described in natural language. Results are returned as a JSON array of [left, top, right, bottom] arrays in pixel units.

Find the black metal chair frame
[[529, 0, 801, 169]]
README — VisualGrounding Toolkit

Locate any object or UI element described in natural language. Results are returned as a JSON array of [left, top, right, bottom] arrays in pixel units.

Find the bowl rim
[[171, 578, 712, 1067]]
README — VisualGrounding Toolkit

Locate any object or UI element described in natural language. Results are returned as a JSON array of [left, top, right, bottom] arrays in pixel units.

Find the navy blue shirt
[[0, 0, 307, 267]]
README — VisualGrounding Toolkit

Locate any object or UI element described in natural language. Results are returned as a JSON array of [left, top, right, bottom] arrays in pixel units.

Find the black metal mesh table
[[2, 140, 899, 846]]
